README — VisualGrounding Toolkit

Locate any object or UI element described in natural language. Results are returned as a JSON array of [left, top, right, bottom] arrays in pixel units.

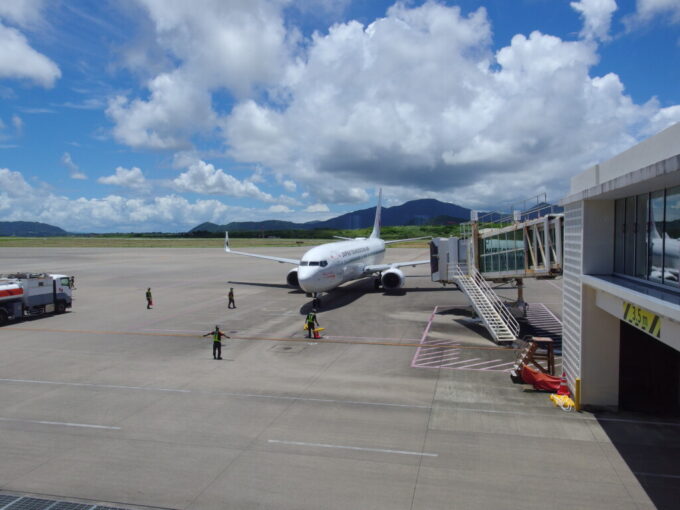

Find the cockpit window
[[300, 261, 308, 266], [320, 261, 328, 267], [309, 261, 320, 266]]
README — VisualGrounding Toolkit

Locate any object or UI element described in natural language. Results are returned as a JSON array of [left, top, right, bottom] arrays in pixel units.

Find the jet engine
[[286, 268, 300, 288], [380, 268, 405, 290]]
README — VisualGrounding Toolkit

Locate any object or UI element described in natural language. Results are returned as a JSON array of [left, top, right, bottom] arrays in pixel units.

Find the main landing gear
[[374, 275, 382, 290]]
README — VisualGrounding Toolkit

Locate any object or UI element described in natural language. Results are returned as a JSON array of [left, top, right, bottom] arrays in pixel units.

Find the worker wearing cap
[[203, 326, 230, 360], [228, 287, 236, 309], [305, 309, 319, 338]]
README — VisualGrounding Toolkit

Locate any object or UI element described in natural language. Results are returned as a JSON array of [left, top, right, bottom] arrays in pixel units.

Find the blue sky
[[0, 0, 678, 232]]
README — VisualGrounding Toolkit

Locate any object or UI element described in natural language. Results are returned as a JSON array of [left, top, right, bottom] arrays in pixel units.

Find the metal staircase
[[450, 265, 519, 344]]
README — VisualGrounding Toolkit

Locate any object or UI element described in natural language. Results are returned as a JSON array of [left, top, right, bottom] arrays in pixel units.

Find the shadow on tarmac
[[227, 280, 305, 293], [297, 278, 453, 315], [596, 414, 680, 510]]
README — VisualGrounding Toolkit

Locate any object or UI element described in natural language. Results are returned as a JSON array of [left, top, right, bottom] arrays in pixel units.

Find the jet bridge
[[430, 199, 564, 344]]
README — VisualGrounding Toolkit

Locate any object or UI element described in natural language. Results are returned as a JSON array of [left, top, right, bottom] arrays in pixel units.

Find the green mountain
[[191, 198, 471, 233], [0, 221, 69, 237]]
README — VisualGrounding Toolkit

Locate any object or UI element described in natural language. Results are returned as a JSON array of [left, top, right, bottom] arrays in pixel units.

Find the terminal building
[[561, 123, 680, 414]]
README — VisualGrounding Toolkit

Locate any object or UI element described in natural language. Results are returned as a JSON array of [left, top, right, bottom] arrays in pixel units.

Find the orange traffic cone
[[557, 371, 570, 396]]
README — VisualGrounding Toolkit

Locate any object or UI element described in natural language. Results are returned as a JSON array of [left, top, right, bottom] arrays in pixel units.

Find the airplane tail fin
[[370, 189, 382, 239], [224, 232, 231, 252]]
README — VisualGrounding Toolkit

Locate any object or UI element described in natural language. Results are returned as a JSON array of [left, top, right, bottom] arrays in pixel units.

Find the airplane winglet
[[224, 232, 231, 252]]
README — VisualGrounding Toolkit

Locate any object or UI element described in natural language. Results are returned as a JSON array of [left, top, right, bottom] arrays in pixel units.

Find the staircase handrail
[[451, 265, 510, 343], [468, 266, 520, 338]]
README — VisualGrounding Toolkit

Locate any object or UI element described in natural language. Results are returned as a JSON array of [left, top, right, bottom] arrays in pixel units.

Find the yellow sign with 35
[[622, 302, 661, 338]]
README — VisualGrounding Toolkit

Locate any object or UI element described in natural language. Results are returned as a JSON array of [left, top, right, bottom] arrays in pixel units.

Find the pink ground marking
[[411, 304, 514, 371]]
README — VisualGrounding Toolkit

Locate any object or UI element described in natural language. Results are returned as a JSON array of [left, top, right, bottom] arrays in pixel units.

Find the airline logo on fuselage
[[341, 246, 370, 258]]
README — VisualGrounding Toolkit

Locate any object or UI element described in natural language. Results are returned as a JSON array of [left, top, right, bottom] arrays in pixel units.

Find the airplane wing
[[333, 236, 354, 240], [384, 236, 431, 245], [224, 233, 300, 265], [363, 259, 431, 273]]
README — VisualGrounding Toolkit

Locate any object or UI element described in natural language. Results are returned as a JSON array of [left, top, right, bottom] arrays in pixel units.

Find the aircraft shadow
[[298, 279, 454, 314], [227, 280, 305, 293]]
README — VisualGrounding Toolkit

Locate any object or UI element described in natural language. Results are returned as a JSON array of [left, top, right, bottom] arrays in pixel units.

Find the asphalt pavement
[[0, 247, 677, 510]]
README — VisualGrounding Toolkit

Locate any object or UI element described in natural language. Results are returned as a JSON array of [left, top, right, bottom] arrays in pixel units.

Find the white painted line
[[0, 417, 120, 430], [416, 353, 461, 364], [633, 471, 680, 480], [451, 407, 680, 427], [0, 378, 429, 409], [143, 329, 203, 333], [455, 359, 502, 369], [268, 439, 438, 457], [325, 335, 421, 342], [416, 357, 461, 367], [529, 302, 562, 324], [442, 357, 481, 366], [481, 361, 516, 370], [545, 281, 562, 291], [0, 378, 191, 393], [0, 497, 23, 510], [415, 351, 460, 362]]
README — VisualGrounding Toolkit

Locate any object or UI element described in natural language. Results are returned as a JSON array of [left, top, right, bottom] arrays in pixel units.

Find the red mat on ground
[[520, 365, 562, 392]]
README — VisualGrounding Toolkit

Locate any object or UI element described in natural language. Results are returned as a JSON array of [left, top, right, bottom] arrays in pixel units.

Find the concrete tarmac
[[0, 247, 678, 509]]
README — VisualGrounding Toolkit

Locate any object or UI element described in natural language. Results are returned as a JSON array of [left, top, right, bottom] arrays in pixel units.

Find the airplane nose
[[297, 267, 314, 289], [298, 267, 323, 293]]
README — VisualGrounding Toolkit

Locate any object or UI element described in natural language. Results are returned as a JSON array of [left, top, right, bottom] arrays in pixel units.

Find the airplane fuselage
[[297, 238, 385, 293]]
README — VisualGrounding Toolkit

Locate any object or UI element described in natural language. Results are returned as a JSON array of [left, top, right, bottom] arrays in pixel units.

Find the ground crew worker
[[146, 288, 153, 309], [228, 287, 236, 309], [305, 309, 319, 338], [203, 325, 230, 360], [69, 276, 75, 289]]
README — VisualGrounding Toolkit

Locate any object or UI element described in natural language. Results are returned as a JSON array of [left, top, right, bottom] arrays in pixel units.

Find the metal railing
[[468, 265, 520, 338]]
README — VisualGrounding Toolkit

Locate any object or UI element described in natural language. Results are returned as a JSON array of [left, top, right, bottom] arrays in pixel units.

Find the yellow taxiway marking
[[5, 326, 519, 351]]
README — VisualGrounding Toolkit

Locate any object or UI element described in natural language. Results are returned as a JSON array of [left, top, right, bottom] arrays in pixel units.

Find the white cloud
[[268, 204, 292, 213], [61, 152, 87, 180], [304, 203, 329, 213], [248, 167, 266, 184], [0, 23, 60, 87], [282, 179, 296, 192], [107, 0, 292, 150], [570, 0, 617, 41], [98, 166, 148, 190], [0, 167, 293, 232], [172, 159, 276, 202], [11, 114, 22, 135], [0, 0, 45, 28], [107, 72, 215, 150], [0, 168, 33, 201], [635, 0, 680, 23], [222, 1, 680, 206]]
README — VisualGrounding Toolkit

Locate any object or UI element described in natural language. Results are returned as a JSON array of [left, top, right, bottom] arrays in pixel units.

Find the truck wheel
[[55, 301, 66, 314], [0, 309, 8, 324]]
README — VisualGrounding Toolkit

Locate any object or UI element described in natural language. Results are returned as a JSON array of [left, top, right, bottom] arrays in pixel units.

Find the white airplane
[[649, 209, 679, 283], [224, 191, 430, 301]]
